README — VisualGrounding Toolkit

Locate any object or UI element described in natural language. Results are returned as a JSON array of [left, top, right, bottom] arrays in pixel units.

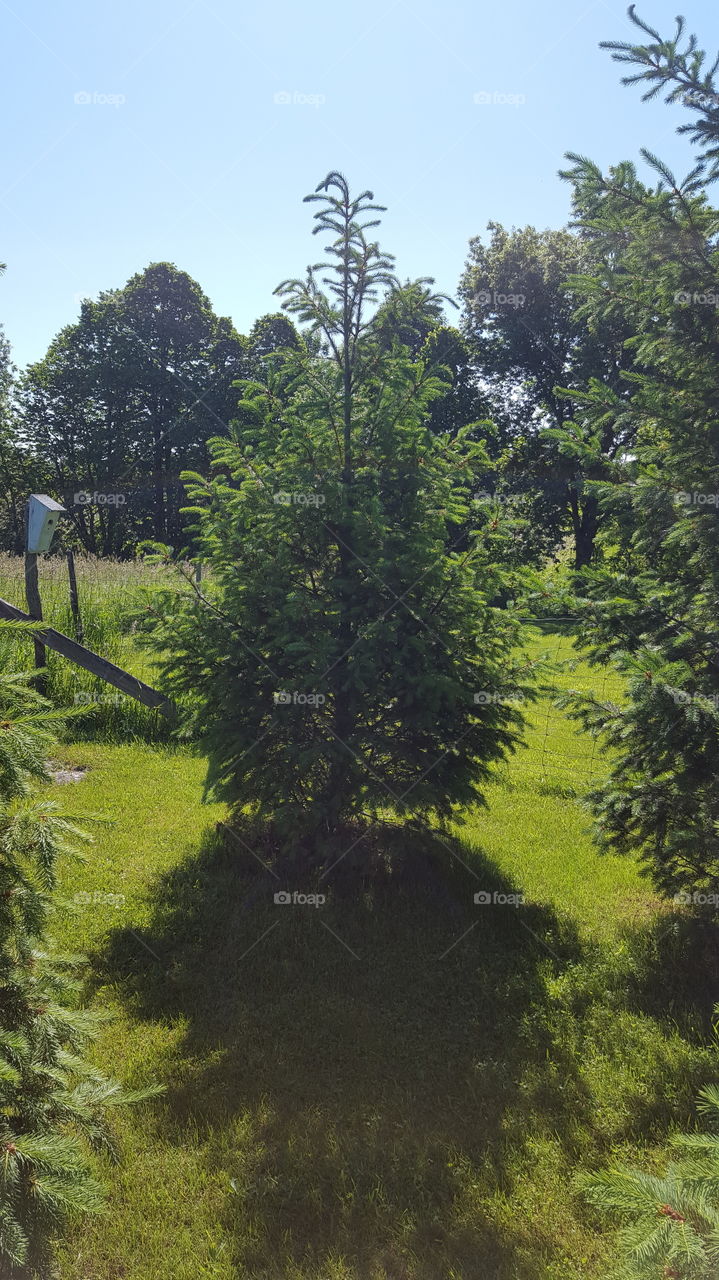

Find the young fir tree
[[0, 636, 160, 1278], [139, 173, 531, 855], [583, 1087, 719, 1279], [549, 9, 719, 904]]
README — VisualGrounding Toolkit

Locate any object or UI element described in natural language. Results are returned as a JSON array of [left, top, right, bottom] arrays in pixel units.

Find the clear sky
[[2, 0, 716, 368]]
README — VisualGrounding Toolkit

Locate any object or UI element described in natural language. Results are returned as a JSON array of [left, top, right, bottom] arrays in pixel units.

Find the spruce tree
[[139, 173, 531, 856], [0, 636, 160, 1277], [584, 1088, 719, 1278], [552, 10, 719, 903]]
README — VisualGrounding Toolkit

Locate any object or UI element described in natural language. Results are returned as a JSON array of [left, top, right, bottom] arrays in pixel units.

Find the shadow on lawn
[[618, 910, 719, 1035], [98, 824, 593, 1279]]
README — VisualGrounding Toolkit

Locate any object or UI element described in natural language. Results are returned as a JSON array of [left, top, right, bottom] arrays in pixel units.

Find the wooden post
[[24, 550, 46, 686], [66, 549, 84, 643]]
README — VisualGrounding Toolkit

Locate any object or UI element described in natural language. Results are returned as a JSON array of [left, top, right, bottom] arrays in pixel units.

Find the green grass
[[33, 619, 717, 1280], [461, 623, 647, 940], [0, 553, 176, 740]]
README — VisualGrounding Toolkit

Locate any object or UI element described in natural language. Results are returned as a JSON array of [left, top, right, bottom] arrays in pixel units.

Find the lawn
[[28, 618, 716, 1280]]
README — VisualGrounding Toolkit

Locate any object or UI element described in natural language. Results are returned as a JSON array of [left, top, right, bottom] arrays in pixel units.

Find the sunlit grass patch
[[43, 634, 716, 1280]]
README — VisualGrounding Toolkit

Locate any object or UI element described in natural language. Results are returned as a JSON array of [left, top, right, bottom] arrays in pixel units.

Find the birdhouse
[[26, 495, 66, 554]]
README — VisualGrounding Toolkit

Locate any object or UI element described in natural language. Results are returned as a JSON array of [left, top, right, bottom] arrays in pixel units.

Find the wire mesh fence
[[518, 618, 622, 789]]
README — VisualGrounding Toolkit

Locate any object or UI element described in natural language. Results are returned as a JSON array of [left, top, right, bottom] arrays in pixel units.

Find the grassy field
[[0, 553, 175, 739], [16, 576, 714, 1280]]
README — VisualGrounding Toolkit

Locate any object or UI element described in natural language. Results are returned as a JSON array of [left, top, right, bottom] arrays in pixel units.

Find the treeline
[[0, 266, 303, 554], [0, 223, 644, 565]]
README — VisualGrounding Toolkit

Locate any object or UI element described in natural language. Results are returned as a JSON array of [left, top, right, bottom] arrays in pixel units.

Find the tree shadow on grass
[[97, 823, 595, 1280], [619, 910, 719, 1034], [537, 908, 719, 1148]]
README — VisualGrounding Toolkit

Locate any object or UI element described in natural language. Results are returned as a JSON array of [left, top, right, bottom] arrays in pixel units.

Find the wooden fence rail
[[0, 596, 175, 718]]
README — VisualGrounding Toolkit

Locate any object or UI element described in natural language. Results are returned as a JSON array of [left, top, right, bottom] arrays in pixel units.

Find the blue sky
[[2, 0, 716, 368]]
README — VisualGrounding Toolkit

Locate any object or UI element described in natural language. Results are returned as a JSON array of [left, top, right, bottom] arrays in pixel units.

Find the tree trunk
[[323, 267, 356, 836], [573, 493, 599, 569], [153, 408, 165, 540]]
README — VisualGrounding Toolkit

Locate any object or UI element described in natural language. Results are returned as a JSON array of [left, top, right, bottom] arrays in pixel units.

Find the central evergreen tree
[[140, 173, 531, 855]]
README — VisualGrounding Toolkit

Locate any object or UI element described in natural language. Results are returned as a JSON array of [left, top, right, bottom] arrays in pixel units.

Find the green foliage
[[0, 638, 161, 1276], [555, 11, 719, 905], [367, 283, 491, 440], [584, 1087, 719, 1278], [368, 276, 448, 357], [246, 312, 304, 373], [601, 6, 719, 182], [459, 222, 636, 566], [138, 173, 532, 849], [0, 330, 43, 555], [17, 263, 248, 555]]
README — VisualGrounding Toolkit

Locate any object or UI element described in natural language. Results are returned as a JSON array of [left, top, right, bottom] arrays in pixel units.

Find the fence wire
[[519, 618, 621, 789]]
